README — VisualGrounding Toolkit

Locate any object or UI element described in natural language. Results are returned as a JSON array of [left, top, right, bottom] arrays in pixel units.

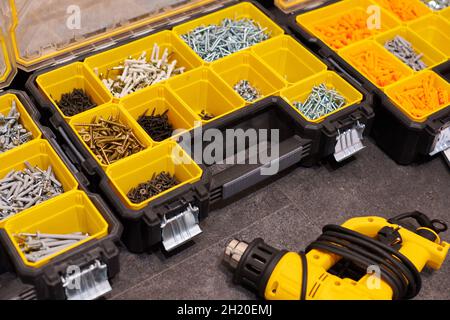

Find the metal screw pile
[[293, 84, 346, 120], [233, 80, 262, 102], [180, 18, 271, 62], [15, 232, 89, 262], [421, 0, 449, 10], [98, 43, 185, 98], [74, 115, 146, 165], [127, 171, 179, 204], [199, 109, 215, 121], [384, 36, 427, 71], [0, 101, 33, 153], [0, 163, 64, 220], [137, 109, 174, 142], [56, 88, 97, 117]]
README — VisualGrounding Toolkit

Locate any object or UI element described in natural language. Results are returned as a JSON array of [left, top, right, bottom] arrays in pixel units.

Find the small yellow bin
[[374, 27, 447, 70], [211, 51, 286, 104], [408, 15, 450, 58], [106, 141, 203, 210], [69, 103, 153, 168], [280, 71, 363, 123], [167, 67, 244, 123], [0, 140, 79, 225], [440, 6, 450, 20], [384, 71, 450, 122], [2, 190, 109, 268], [296, 0, 400, 51], [120, 85, 201, 143], [35, 62, 112, 120], [252, 35, 327, 85], [0, 93, 41, 154], [373, 0, 431, 22], [84, 30, 203, 99], [339, 40, 414, 90], [172, 2, 284, 62]]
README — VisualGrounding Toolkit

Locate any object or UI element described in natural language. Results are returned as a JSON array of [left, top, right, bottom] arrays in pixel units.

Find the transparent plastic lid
[[9, 0, 228, 71], [274, 0, 332, 13], [0, 1, 16, 89]]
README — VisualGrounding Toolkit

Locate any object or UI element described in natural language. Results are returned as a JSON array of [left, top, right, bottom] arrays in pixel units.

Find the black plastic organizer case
[[0, 90, 122, 300]]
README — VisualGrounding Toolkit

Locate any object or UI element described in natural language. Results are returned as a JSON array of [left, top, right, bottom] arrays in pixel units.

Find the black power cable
[[306, 225, 422, 300]]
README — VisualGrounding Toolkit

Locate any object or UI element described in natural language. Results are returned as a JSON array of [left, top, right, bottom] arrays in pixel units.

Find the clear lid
[[9, 0, 229, 71], [0, 1, 16, 89], [274, 0, 332, 13]]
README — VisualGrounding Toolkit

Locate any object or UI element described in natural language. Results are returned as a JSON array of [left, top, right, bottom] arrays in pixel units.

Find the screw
[[233, 80, 262, 102], [0, 101, 33, 153], [199, 109, 215, 121], [137, 108, 174, 142], [421, 0, 449, 10], [180, 18, 271, 62], [55, 88, 97, 117], [127, 171, 179, 204]]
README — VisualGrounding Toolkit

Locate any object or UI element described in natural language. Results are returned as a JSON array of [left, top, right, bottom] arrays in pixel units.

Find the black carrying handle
[[388, 211, 448, 234], [212, 136, 307, 200]]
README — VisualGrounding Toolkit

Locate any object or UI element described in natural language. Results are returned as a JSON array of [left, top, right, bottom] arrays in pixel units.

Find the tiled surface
[[110, 140, 450, 300]]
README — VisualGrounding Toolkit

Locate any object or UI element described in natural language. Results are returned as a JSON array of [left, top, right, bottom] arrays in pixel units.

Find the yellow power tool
[[223, 212, 449, 300]]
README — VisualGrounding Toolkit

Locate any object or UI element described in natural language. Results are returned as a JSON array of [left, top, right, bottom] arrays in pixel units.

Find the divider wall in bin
[[0, 90, 122, 300], [25, 0, 376, 254], [289, 0, 450, 165]]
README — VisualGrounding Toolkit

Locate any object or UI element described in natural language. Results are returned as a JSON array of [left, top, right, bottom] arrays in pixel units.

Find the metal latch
[[429, 124, 450, 157], [334, 121, 366, 162], [62, 260, 112, 300], [161, 204, 202, 252]]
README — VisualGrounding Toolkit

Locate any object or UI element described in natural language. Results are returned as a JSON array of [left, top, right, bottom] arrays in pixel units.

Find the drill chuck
[[224, 239, 249, 270]]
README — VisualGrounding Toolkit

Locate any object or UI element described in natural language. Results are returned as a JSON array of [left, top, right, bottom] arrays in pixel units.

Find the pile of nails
[[234, 80, 262, 102], [137, 109, 174, 142], [0, 101, 33, 153], [56, 88, 97, 117], [181, 18, 271, 62], [293, 84, 346, 120], [127, 172, 179, 204], [384, 36, 427, 71], [0, 163, 64, 220], [75, 115, 146, 165], [15, 232, 89, 262], [421, 0, 449, 10], [97, 43, 185, 98], [199, 109, 215, 121]]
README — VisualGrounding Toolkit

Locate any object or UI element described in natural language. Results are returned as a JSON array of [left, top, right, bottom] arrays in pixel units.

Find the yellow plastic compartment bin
[[0, 93, 42, 153], [0, 140, 79, 225], [339, 40, 414, 90], [374, 27, 447, 70], [373, 0, 431, 22], [0, 37, 10, 85], [211, 51, 286, 104], [384, 71, 450, 122], [2, 190, 109, 268], [172, 2, 284, 63], [252, 35, 327, 85], [35, 62, 112, 121], [84, 30, 203, 99], [296, 0, 401, 51], [106, 141, 203, 210], [167, 67, 244, 123], [440, 6, 450, 20], [69, 103, 153, 168], [120, 84, 201, 143], [280, 71, 363, 123], [408, 15, 450, 58]]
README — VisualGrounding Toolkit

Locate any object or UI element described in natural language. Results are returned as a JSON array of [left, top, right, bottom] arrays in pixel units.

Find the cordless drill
[[223, 212, 449, 300]]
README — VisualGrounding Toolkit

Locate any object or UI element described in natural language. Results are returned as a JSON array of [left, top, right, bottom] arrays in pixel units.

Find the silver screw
[[233, 80, 262, 102], [0, 101, 33, 153]]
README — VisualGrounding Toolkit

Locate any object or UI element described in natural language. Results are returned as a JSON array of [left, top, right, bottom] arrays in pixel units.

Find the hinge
[[61, 260, 112, 300], [161, 203, 202, 252], [334, 121, 366, 162], [429, 123, 450, 156]]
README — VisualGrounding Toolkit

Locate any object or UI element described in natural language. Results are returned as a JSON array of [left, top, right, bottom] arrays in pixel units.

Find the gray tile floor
[[109, 140, 450, 300]]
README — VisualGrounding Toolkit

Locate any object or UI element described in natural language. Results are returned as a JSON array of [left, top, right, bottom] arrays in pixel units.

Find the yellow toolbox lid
[[8, 0, 234, 72], [0, 2, 16, 89]]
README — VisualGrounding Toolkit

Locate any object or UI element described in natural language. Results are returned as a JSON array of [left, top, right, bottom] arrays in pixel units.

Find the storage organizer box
[[0, 90, 122, 300], [26, 0, 374, 256], [291, 0, 450, 165]]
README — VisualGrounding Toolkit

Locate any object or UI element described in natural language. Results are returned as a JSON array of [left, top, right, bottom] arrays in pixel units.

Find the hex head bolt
[[180, 18, 271, 62], [0, 100, 33, 153]]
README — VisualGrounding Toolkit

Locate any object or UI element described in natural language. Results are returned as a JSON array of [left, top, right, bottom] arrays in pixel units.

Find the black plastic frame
[[0, 90, 122, 300]]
